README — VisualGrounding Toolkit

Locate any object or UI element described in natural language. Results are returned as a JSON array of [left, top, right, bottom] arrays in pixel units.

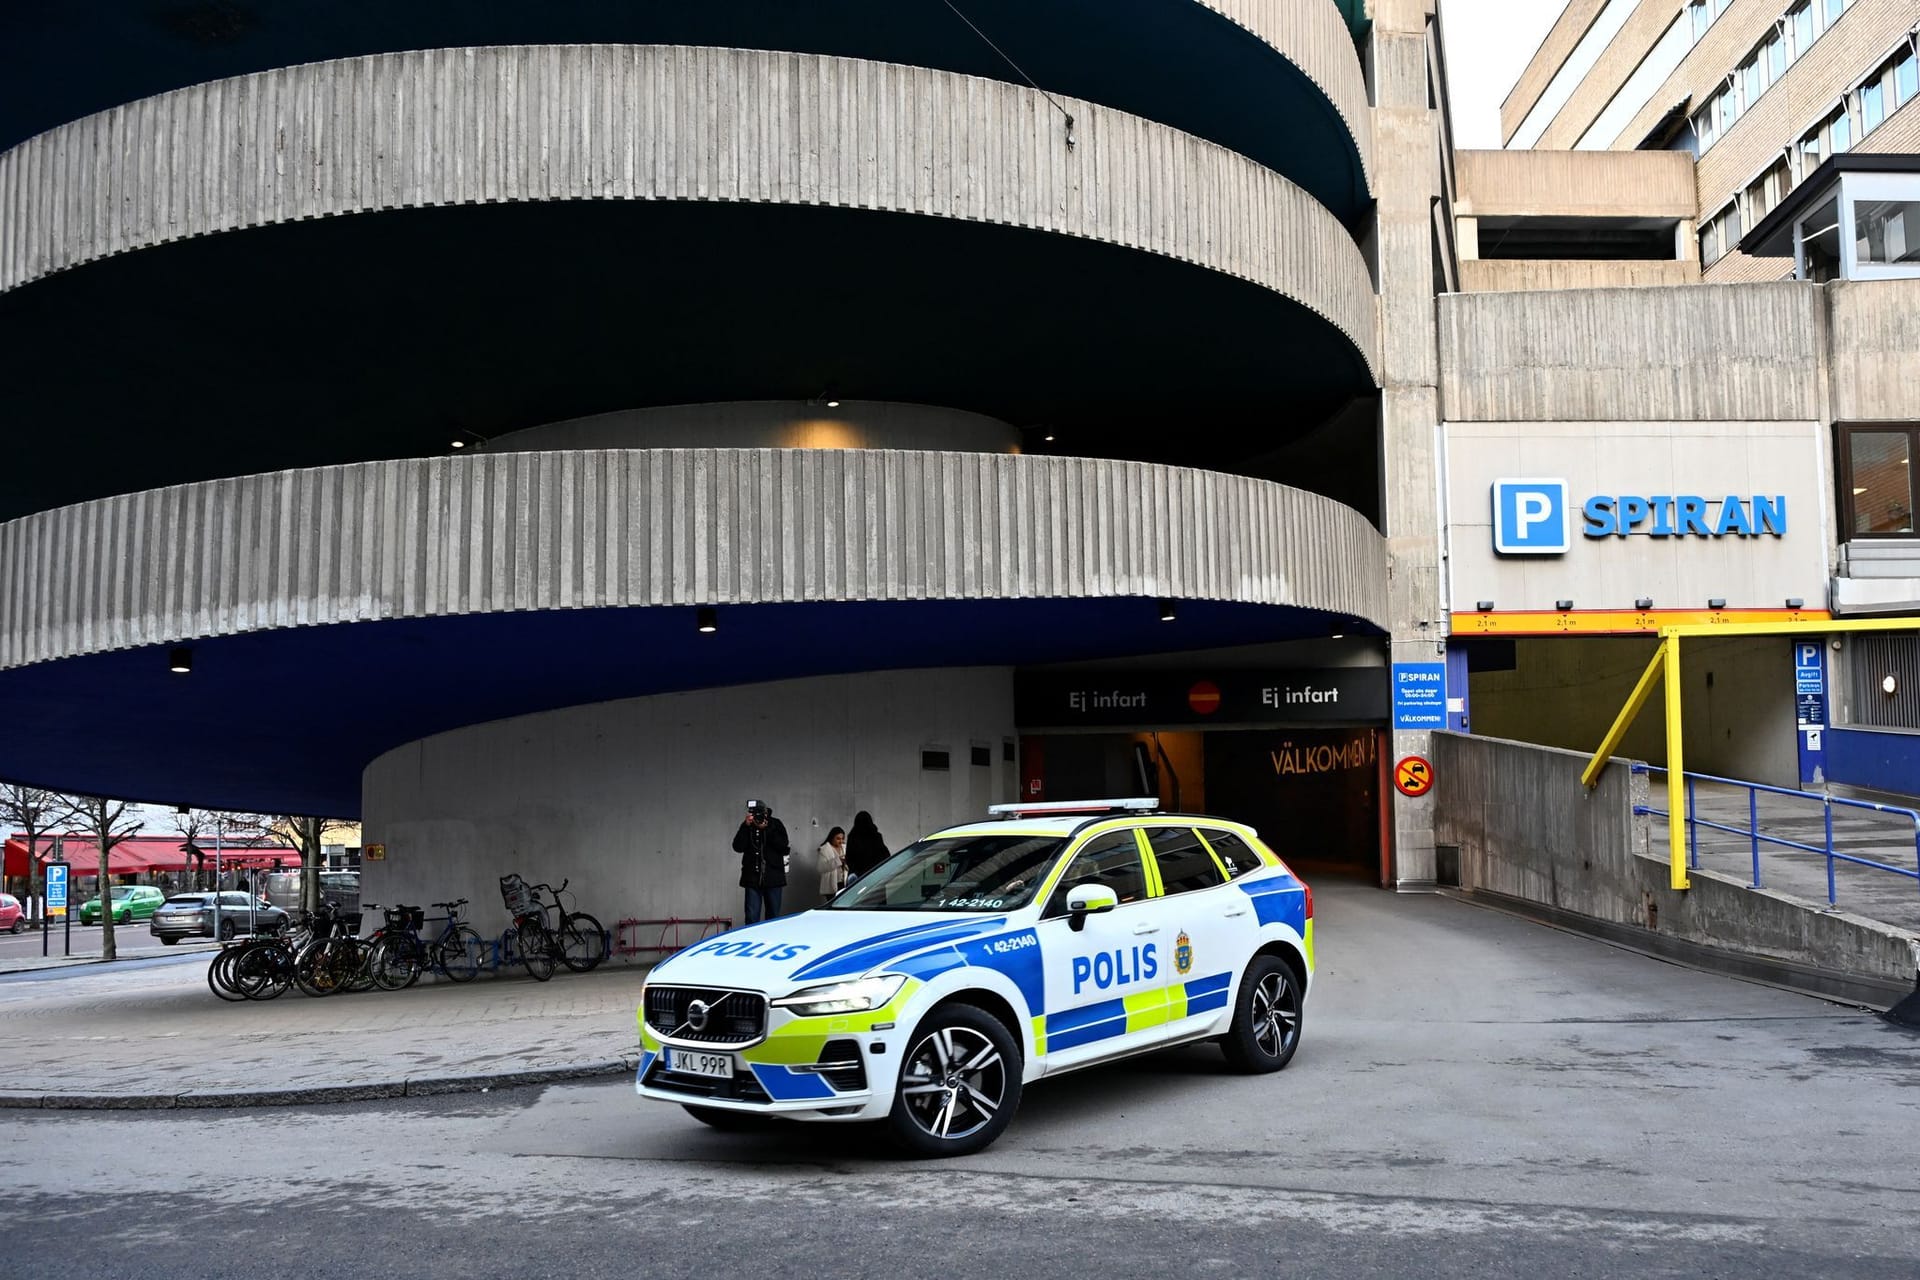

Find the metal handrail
[[1631, 764, 1920, 906]]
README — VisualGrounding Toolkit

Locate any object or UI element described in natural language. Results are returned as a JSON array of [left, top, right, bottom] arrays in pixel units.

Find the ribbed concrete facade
[[0, 450, 1389, 672], [0, 43, 1379, 375], [1200, 0, 1375, 183]]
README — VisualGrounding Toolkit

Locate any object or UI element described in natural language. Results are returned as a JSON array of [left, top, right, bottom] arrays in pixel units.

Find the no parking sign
[[1393, 756, 1434, 798]]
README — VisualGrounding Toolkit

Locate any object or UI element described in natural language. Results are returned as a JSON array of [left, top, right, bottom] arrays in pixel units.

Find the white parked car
[[636, 799, 1314, 1156]]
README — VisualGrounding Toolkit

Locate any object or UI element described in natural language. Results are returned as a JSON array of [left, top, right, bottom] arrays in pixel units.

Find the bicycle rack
[[612, 916, 732, 957]]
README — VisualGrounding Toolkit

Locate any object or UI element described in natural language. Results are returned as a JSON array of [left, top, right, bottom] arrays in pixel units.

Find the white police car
[[635, 799, 1314, 1156]]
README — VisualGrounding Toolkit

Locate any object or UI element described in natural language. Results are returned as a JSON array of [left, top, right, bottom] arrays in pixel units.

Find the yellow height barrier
[[1581, 617, 1920, 893]]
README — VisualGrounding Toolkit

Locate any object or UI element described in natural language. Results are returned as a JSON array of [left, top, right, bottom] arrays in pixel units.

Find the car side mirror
[[1065, 883, 1118, 932]]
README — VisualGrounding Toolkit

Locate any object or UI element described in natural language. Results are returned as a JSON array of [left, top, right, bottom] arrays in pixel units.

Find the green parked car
[[77, 885, 167, 926]]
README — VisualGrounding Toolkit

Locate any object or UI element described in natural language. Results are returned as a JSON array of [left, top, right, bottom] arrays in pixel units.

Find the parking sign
[[47, 861, 68, 918], [1491, 479, 1570, 556]]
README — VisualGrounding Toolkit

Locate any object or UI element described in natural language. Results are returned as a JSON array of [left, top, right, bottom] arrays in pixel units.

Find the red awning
[[4, 835, 300, 878]]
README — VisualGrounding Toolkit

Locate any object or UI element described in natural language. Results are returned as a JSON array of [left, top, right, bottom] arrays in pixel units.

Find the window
[[1146, 827, 1227, 895], [1788, 3, 1815, 59], [1746, 160, 1792, 224], [969, 745, 992, 768], [1855, 195, 1920, 267], [1702, 201, 1743, 265], [1862, 78, 1885, 133], [1200, 830, 1265, 879], [1768, 30, 1788, 82], [920, 749, 949, 770], [1823, 0, 1848, 27], [1840, 427, 1916, 536], [1739, 54, 1765, 113], [828, 835, 1067, 911], [1897, 47, 1918, 107], [1047, 830, 1148, 913]]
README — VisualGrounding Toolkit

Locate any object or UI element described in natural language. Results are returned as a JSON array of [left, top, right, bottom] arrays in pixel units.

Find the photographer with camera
[[731, 800, 790, 924]]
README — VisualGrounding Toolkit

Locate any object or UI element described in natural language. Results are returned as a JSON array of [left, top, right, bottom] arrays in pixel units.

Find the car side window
[[1044, 829, 1149, 916], [1200, 830, 1264, 878], [1146, 827, 1227, 895]]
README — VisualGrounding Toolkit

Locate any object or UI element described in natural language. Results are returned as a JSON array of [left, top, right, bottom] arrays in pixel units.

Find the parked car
[[0, 893, 23, 934], [151, 893, 287, 943], [77, 885, 167, 925]]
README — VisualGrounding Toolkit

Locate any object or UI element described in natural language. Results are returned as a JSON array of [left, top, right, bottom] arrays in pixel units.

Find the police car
[[635, 799, 1314, 1157]]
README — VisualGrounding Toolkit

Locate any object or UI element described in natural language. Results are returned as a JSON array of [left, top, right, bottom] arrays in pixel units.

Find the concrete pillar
[[1372, 0, 1447, 887], [1456, 214, 1480, 261]]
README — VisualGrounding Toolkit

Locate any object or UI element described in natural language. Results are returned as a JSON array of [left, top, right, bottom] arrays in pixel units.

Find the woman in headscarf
[[845, 810, 890, 879]]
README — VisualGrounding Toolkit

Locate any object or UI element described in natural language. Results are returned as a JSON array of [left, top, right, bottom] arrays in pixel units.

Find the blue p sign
[[1492, 479, 1570, 555]]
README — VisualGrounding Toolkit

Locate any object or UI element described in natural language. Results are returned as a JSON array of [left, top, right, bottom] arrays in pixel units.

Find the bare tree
[[69, 796, 142, 961], [233, 814, 350, 912], [0, 785, 79, 907], [168, 808, 227, 892]]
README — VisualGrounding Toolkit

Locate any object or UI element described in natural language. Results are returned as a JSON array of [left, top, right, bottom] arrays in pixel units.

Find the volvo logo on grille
[[686, 999, 710, 1032]]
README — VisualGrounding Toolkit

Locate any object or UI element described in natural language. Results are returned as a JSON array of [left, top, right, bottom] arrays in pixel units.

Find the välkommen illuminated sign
[[1492, 479, 1786, 557]]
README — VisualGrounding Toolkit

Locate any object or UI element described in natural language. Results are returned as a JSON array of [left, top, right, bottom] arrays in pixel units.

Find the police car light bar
[[987, 797, 1162, 819]]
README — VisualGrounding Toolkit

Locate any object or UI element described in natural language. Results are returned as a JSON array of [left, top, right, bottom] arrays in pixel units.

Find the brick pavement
[[0, 952, 650, 1106]]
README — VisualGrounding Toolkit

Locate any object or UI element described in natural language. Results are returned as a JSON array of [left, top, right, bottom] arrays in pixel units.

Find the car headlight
[[770, 974, 907, 1017]]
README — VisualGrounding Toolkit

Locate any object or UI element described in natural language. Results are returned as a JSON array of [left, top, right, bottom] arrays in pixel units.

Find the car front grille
[[644, 986, 767, 1045]]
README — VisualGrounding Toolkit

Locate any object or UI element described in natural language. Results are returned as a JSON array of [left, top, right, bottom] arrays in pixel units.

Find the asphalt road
[[2, 888, 1916, 1278], [0, 921, 215, 964]]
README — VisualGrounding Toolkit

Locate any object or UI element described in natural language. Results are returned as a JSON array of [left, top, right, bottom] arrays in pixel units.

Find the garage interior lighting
[[1555, 599, 1574, 611], [696, 606, 718, 634], [1476, 600, 1494, 611], [1635, 597, 1654, 609], [1785, 597, 1804, 609], [1158, 599, 1177, 623], [1884, 674, 1899, 696], [1708, 598, 1727, 609], [168, 647, 192, 674]]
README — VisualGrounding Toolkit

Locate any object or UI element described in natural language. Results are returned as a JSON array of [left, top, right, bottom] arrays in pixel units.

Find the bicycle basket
[[499, 874, 538, 916], [384, 905, 425, 930], [332, 911, 364, 937]]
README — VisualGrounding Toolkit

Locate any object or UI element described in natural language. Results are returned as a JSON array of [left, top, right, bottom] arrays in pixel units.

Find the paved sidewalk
[[0, 954, 648, 1108]]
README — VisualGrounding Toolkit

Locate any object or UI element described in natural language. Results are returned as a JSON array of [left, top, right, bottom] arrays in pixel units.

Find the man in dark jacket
[[732, 800, 790, 923]]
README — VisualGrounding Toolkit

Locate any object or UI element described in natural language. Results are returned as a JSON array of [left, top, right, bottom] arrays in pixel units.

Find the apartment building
[[1501, 0, 1920, 279]]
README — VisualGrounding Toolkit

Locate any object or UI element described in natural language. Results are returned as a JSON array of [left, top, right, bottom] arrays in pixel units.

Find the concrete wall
[[1432, 730, 1918, 985], [0, 448, 1391, 672], [0, 43, 1377, 376], [360, 667, 1015, 936], [1468, 635, 1800, 785], [1445, 417, 1832, 613], [1826, 279, 1920, 423], [1454, 148, 1698, 218], [1459, 259, 1701, 291]]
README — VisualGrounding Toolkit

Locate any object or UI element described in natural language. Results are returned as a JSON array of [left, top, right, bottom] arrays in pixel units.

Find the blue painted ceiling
[[0, 597, 1378, 817]]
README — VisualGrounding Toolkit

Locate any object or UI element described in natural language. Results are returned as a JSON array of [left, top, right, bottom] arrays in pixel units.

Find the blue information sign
[[1792, 640, 1827, 785], [47, 861, 69, 917], [1392, 663, 1448, 730]]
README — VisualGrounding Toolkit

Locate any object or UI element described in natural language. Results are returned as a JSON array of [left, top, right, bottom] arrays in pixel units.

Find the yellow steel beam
[[1580, 640, 1668, 789], [1663, 635, 1689, 891]]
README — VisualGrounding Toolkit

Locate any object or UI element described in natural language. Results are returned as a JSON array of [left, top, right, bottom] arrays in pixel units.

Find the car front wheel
[[1221, 954, 1303, 1073], [159, 936, 178, 945], [886, 1004, 1021, 1158], [217, 919, 237, 941]]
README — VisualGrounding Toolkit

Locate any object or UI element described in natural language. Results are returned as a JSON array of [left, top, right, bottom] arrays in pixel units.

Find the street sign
[[46, 861, 69, 918], [1394, 755, 1435, 798], [1391, 663, 1447, 730], [1793, 639, 1827, 785]]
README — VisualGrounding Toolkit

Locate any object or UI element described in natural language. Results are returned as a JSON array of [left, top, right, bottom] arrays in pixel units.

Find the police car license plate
[[665, 1048, 734, 1080]]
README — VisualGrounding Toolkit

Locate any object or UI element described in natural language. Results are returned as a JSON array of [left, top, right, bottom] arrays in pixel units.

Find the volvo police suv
[[636, 799, 1314, 1156]]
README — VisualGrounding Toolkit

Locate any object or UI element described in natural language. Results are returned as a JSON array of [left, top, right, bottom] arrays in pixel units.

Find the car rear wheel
[[886, 1004, 1021, 1158], [159, 936, 178, 945], [218, 918, 237, 941], [1220, 955, 1303, 1073], [8, 919, 22, 934]]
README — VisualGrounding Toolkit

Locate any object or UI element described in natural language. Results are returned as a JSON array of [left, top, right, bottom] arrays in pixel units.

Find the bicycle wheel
[[514, 919, 555, 982], [343, 939, 379, 993], [294, 940, 343, 997], [436, 926, 484, 982], [368, 936, 420, 992], [559, 913, 608, 972], [238, 944, 293, 1001], [207, 947, 249, 1002]]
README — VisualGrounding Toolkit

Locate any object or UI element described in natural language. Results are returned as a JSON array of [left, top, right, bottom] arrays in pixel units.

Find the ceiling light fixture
[[1708, 598, 1727, 609], [1476, 600, 1495, 612], [1555, 599, 1574, 611], [1158, 599, 1177, 623], [1635, 597, 1654, 610], [169, 646, 193, 674], [1785, 597, 1804, 609], [696, 606, 718, 634], [1884, 674, 1899, 696]]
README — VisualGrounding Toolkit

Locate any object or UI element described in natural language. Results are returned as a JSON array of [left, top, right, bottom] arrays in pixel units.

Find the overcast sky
[[1439, 0, 1571, 149]]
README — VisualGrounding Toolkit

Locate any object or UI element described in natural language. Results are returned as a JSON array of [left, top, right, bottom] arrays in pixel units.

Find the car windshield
[[826, 835, 1066, 912]]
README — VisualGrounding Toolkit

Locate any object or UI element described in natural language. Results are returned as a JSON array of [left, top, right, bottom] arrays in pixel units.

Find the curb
[[0, 1057, 637, 1111]]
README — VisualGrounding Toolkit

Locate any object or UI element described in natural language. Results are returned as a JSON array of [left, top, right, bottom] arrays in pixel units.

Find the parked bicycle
[[366, 898, 484, 989], [293, 901, 374, 997], [500, 875, 607, 982], [207, 914, 308, 1002]]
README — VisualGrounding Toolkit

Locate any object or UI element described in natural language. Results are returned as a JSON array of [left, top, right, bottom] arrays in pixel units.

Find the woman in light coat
[[817, 826, 848, 900]]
